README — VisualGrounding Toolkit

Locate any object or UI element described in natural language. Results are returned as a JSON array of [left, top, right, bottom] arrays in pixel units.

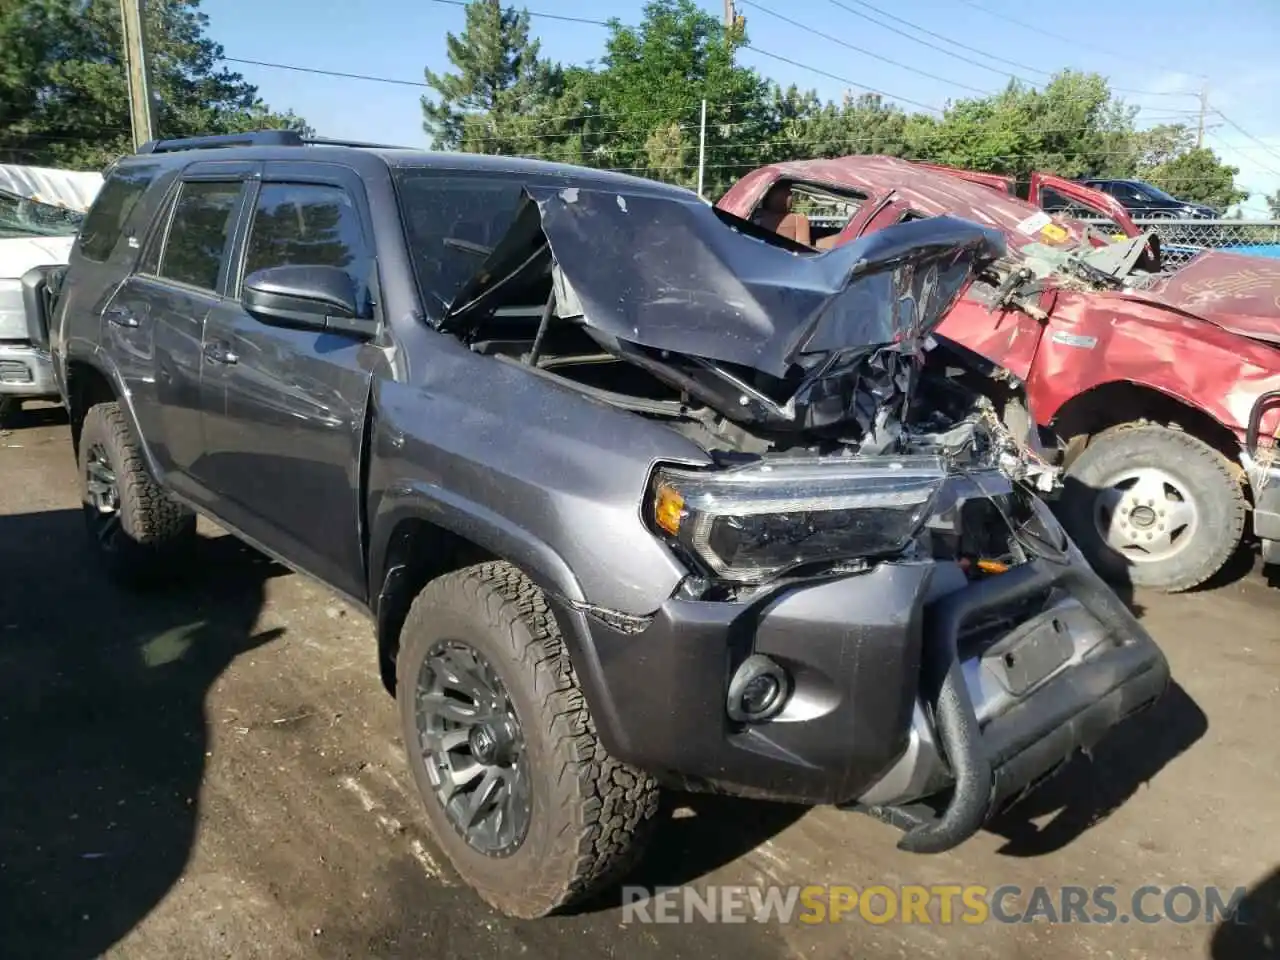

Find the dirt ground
[[2, 402, 1278, 960]]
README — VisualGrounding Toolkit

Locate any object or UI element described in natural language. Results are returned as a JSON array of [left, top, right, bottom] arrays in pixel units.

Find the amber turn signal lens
[[653, 482, 685, 536], [976, 558, 1009, 574]]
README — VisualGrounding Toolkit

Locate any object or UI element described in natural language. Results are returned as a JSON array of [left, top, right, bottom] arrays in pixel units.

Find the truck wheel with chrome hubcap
[[1059, 423, 1246, 592]]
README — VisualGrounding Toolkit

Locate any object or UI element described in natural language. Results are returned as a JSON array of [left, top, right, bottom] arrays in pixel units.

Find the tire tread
[[398, 561, 659, 917]]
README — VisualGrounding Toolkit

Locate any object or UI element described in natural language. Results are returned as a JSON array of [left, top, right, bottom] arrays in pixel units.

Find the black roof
[[120, 129, 696, 201]]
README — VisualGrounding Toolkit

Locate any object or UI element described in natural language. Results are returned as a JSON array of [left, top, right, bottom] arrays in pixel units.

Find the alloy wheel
[[413, 639, 532, 857]]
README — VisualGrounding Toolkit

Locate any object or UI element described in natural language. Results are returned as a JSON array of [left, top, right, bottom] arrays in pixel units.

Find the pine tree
[[0, 0, 307, 169], [421, 0, 561, 154]]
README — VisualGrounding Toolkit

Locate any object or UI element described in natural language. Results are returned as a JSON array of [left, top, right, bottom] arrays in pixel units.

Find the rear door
[[198, 160, 377, 599], [101, 163, 254, 496]]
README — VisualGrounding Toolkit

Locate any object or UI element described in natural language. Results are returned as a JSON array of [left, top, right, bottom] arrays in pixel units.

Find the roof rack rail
[[302, 136, 412, 150], [136, 130, 305, 154], [135, 130, 413, 156]]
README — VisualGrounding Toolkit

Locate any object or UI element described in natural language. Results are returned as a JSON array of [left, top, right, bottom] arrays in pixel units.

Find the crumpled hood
[[444, 185, 1006, 383], [1125, 250, 1280, 346]]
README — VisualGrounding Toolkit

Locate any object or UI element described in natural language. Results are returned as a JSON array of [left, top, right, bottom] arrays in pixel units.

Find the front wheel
[[1059, 424, 1246, 592], [396, 561, 660, 918]]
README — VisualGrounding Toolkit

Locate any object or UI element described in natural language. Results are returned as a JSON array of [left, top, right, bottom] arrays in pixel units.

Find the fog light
[[741, 674, 781, 715], [727, 654, 791, 723]]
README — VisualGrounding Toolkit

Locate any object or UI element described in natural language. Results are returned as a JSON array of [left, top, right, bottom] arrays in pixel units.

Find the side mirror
[[241, 264, 373, 338]]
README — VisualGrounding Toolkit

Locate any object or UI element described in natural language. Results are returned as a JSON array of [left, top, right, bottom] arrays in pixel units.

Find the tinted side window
[[77, 162, 162, 262], [392, 172, 526, 308], [137, 183, 179, 276], [242, 182, 370, 314], [158, 181, 244, 292], [1040, 187, 1068, 210]]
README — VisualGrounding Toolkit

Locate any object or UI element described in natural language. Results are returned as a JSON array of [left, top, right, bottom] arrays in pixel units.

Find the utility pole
[[696, 99, 707, 199], [1196, 81, 1208, 149], [119, 0, 156, 150], [723, 0, 734, 28]]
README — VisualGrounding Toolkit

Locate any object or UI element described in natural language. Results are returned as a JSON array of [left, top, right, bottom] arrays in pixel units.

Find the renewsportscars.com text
[[620, 884, 1249, 926]]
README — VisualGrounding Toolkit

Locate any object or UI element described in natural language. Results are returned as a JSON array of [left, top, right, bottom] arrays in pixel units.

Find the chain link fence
[[1080, 219, 1280, 267], [810, 213, 1280, 268]]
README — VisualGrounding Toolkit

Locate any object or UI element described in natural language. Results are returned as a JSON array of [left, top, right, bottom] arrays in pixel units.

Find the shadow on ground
[[1211, 865, 1280, 959], [0, 399, 68, 431], [981, 526, 1208, 857], [984, 679, 1206, 857], [0, 507, 288, 960], [563, 792, 806, 917]]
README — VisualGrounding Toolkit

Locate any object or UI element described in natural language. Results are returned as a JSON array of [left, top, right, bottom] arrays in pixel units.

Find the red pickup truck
[[718, 157, 1280, 592]]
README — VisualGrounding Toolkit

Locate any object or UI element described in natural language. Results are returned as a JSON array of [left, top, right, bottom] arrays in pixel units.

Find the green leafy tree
[[918, 71, 1136, 179], [0, 0, 306, 169], [1141, 147, 1248, 211], [419, 6, 1254, 212], [1264, 191, 1280, 219], [421, 0, 562, 154], [767, 89, 914, 163], [537, 0, 774, 195]]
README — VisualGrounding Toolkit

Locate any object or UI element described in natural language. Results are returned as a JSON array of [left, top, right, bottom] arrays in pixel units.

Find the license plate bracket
[[983, 613, 1075, 697]]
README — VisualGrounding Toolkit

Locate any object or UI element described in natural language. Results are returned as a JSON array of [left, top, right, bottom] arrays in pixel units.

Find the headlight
[[647, 455, 948, 583]]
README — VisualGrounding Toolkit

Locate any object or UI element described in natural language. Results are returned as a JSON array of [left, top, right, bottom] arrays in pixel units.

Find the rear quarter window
[[76, 162, 163, 263]]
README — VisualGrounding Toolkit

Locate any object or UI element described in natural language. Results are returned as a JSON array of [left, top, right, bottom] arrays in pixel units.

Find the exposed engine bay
[[438, 184, 1065, 586]]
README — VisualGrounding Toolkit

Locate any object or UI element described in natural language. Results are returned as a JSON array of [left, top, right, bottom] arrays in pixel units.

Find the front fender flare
[[367, 479, 587, 609]]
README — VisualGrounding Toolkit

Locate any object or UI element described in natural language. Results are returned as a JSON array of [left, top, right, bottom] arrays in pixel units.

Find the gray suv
[[50, 131, 1170, 918]]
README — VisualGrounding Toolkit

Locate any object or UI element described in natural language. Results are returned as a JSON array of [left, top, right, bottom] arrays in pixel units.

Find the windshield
[[393, 171, 528, 313], [1131, 181, 1178, 203], [0, 190, 85, 239], [391, 169, 801, 315]]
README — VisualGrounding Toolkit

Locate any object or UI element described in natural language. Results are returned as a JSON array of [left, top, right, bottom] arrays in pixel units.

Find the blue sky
[[200, 0, 1280, 214]]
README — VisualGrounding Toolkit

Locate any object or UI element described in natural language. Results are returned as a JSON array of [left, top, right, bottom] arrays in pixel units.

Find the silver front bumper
[[0, 342, 57, 398], [856, 594, 1112, 807]]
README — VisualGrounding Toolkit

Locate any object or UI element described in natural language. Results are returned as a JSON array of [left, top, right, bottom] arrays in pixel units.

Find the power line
[[218, 52, 1196, 137], [825, 0, 1048, 83], [956, 0, 1203, 93], [742, 44, 946, 113], [1211, 110, 1280, 179], [423, 0, 611, 27], [224, 57, 430, 88], [826, 0, 1192, 101], [739, 0, 996, 95]]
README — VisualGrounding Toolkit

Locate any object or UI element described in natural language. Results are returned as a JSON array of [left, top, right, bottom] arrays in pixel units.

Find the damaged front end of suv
[[434, 183, 1170, 852]]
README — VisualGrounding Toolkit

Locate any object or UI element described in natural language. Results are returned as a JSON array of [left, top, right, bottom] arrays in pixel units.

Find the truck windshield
[[0, 190, 85, 239]]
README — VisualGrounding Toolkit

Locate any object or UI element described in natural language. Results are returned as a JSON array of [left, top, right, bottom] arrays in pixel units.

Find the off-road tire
[[77, 401, 197, 586], [1059, 423, 1246, 592], [396, 561, 660, 918]]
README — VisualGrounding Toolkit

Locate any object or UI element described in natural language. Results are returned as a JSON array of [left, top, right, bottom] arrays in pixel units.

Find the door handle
[[103, 306, 139, 328], [203, 342, 239, 365]]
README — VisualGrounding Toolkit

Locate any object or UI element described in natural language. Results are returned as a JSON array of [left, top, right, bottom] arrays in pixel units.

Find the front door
[[199, 162, 378, 601], [104, 170, 251, 500]]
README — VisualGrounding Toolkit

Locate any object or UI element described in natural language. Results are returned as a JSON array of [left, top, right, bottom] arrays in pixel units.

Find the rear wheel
[[1059, 423, 1246, 592], [78, 401, 197, 586], [396, 561, 660, 918]]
